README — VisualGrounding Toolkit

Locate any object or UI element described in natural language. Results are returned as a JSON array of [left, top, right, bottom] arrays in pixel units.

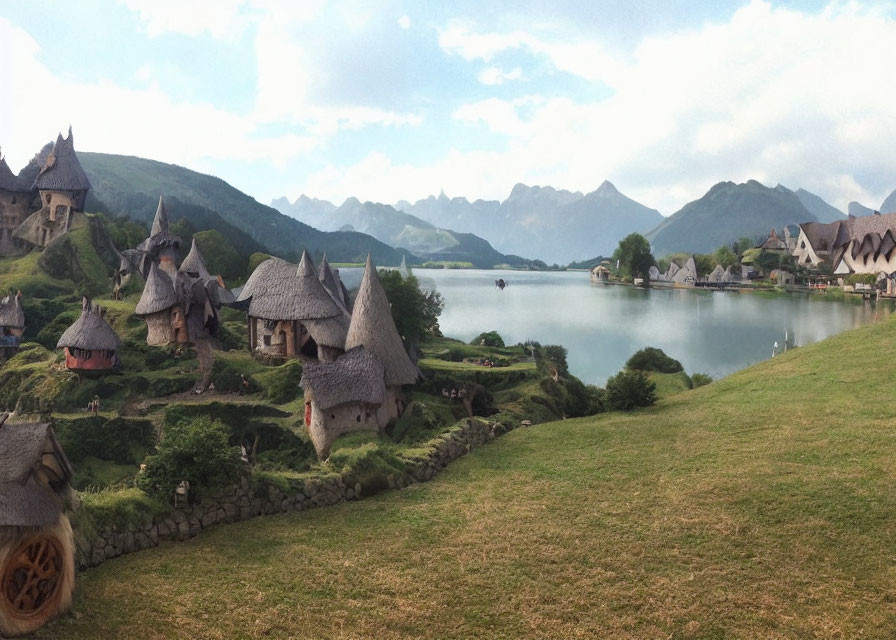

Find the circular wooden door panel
[[0, 522, 74, 637], [3, 537, 63, 618]]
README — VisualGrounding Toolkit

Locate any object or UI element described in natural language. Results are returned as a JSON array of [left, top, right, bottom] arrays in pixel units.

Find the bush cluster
[[625, 347, 683, 373], [137, 417, 241, 504], [605, 369, 657, 411]]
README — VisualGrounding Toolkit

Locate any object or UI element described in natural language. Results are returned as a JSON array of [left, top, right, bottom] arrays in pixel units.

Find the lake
[[340, 268, 892, 386]]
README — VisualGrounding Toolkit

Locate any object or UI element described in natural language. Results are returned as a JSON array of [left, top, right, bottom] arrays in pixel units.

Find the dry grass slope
[[36, 317, 896, 639]]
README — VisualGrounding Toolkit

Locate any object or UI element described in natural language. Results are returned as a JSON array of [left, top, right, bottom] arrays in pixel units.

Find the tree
[[379, 272, 444, 349], [605, 369, 657, 411], [714, 245, 738, 268], [612, 233, 655, 280]]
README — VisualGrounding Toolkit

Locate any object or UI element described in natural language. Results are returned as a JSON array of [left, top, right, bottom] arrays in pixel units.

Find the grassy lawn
[[37, 318, 896, 639]]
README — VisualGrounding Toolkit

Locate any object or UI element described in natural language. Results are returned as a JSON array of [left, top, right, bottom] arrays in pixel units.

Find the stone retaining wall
[[77, 418, 514, 570]]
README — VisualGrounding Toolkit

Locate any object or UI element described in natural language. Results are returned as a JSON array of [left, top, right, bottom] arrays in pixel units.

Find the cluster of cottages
[[592, 214, 896, 289], [792, 212, 896, 291]]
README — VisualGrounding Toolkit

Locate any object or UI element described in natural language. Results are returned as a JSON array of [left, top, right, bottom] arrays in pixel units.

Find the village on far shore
[[590, 216, 896, 297]]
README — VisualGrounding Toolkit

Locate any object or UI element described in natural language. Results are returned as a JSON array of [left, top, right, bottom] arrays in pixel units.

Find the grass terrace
[[34, 309, 896, 639]]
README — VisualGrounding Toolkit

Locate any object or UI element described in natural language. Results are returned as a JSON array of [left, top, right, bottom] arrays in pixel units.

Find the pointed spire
[[179, 238, 210, 278], [318, 254, 350, 316], [345, 254, 419, 386], [297, 249, 316, 278], [151, 196, 169, 236], [397, 255, 410, 279]]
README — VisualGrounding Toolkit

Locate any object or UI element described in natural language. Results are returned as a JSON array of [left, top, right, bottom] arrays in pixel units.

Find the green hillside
[[81, 152, 413, 265], [36, 316, 896, 638]]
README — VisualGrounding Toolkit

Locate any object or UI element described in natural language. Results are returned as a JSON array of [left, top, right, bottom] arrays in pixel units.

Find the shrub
[[136, 417, 241, 504], [254, 360, 302, 404], [691, 373, 713, 388], [540, 345, 569, 376], [625, 347, 683, 373], [606, 369, 657, 411], [210, 357, 245, 393], [471, 331, 504, 348]]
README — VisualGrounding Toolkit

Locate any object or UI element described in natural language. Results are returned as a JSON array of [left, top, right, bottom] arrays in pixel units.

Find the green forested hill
[[80, 153, 413, 265]]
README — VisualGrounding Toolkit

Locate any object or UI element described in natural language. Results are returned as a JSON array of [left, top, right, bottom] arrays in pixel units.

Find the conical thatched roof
[[0, 421, 72, 527], [179, 239, 211, 279], [150, 196, 169, 236], [32, 128, 91, 192], [0, 155, 28, 192], [0, 292, 24, 328], [300, 346, 385, 411], [345, 255, 419, 386], [318, 255, 350, 316], [136, 261, 178, 315], [56, 298, 119, 351], [238, 252, 345, 321]]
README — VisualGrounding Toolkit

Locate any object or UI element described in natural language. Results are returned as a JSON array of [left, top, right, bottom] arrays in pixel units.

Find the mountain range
[[271, 196, 528, 268], [276, 181, 664, 265], [79, 153, 411, 266]]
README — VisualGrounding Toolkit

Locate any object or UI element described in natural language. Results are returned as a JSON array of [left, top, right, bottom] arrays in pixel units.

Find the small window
[[263, 335, 271, 346], [45, 194, 51, 205]]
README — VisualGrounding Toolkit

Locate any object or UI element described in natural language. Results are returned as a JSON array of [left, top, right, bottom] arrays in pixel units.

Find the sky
[[1, 0, 895, 216]]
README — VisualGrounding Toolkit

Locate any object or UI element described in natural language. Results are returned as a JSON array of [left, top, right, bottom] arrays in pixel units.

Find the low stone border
[[77, 417, 515, 570]]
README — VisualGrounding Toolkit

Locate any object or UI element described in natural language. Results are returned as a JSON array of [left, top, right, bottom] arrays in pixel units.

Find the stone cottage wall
[[77, 417, 515, 571]]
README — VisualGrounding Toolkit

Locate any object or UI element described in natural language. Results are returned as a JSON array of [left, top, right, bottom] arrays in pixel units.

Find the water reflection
[[339, 268, 891, 386]]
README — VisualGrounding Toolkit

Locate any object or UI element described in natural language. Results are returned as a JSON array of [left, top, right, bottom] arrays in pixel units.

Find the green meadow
[[36, 317, 896, 639]]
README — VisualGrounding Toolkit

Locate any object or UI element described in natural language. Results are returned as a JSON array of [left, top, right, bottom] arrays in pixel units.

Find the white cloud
[[397, 1, 896, 213], [477, 66, 522, 85], [439, 20, 622, 83], [0, 18, 317, 176], [118, 0, 250, 39], [397, 15, 411, 29]]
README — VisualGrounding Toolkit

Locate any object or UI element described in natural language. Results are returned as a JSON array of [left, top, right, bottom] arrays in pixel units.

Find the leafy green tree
[[471, 331, 504, 347], [612, 233, 655, 279], [605, 369, 657, 411], [694, 254, 715, 276], [625, 347, 683, 373], [136, 417, 240, 504], [714, 245, 739, 268], [379, 272, 444, 348], [733, 237, 755, 256]]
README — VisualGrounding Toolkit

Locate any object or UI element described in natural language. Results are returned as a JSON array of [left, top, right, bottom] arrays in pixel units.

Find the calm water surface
[[341, 268, 891, 385]]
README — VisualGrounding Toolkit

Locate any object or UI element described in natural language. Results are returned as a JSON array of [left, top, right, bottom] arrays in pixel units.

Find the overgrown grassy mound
[[37, 317, 896, 639]]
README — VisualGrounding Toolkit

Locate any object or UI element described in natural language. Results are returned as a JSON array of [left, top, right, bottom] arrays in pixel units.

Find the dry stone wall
[[77, 417, 515, 571]]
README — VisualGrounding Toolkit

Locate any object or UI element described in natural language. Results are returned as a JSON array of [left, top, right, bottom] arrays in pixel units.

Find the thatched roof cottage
[[136, 262, 187, 346], [345, 255, 419, 426], [56, 298, 120, 372], [237, 252, 348, 361], [0, 155, 32, 255], [300, 346, 386, 458], [590, 264, 610, 282], [0, 415, 75, 636], [0, 290, 25, 361], [14, 129, 90, 249]]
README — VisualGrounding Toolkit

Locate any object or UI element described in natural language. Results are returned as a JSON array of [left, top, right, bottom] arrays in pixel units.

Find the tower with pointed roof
[[135, 196, 181, 279], [135, 262, 187, 346], [345, 254, 419, 425], [12, 128, 91, 249]]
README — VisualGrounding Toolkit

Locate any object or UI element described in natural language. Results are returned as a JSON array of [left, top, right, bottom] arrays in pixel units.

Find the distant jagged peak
[[596, 179, 618, 193], [341, 196, 362, 208], [438, 188, 448, 200]]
